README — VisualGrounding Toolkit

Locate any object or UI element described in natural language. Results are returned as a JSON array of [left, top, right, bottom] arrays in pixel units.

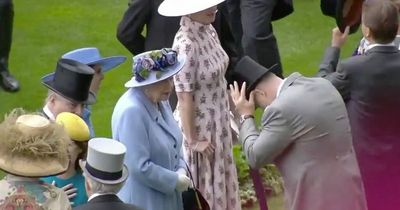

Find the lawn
[[0, 0, 361, 209]]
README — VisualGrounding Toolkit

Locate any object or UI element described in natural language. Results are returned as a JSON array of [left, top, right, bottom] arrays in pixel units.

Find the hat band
[[85, 163, 122, 181]]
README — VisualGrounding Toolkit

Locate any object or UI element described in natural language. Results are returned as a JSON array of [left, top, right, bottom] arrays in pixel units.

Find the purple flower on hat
[[158, 49, 177, 70], [163, 49, 177, 65], [133, 48, 179, 82], [133, 58, 148, 82], [141, 58, 155, 70]]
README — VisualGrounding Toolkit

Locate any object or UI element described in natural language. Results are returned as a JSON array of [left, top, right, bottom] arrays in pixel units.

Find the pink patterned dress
[[173, 16, 241, 210]]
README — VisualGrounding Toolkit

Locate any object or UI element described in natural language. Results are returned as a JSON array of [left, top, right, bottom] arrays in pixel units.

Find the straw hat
[[158, 0, 225, 17], [0, 109, 70, 177], [56, 112, 90, 142]]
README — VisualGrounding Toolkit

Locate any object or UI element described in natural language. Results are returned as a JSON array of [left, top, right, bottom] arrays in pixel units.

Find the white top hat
[[80, 137, 128, 184], [158, 0, 225, 17]]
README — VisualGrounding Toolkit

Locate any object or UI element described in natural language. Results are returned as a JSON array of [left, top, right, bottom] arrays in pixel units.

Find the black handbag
[[182, 160, 210, 210]]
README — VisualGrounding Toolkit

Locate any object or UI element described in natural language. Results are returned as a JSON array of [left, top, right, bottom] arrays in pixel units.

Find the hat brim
[[41, 73, 96, 105], [80, 160, 129, 185], [0, 155, 69, 177], [158, 0, 225, 17], [87, 56, 127, 73], [124, 54, 186, 88], [246, 64, 280, 98], [336, 0, 363, 34]]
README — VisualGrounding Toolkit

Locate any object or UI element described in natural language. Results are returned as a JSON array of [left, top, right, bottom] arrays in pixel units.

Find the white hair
[[45, 90, 56, 104], [84, 172, 125, 194]]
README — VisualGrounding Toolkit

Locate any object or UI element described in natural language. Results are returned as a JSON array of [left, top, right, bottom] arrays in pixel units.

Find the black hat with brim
[[233, 56, 279, 98], [41, 58, 95, 105], [321, 0, 363, 34]]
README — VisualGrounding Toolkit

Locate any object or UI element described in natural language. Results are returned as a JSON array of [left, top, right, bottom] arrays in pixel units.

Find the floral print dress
[[173, 16, 241, 210]]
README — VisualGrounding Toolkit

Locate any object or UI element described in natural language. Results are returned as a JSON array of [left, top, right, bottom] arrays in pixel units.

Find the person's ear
[[84, 177, 91, 193], [364, 26, 372, 39], [254, 88, 266, 97]]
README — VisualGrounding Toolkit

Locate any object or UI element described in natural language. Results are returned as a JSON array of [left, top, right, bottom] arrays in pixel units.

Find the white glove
[[176, 168, 187, 176], [176, 173, 191, 192]]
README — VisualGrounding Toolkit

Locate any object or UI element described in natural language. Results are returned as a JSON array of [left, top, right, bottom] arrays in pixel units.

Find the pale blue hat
[[62, 47, 126, 73], [124, 48, 186, 88]]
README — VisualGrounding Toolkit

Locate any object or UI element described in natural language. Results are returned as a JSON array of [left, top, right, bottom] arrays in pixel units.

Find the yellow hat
[[56, 112, 90, 142]]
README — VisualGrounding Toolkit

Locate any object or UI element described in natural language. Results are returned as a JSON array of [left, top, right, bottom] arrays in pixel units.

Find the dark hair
[[362, 0, 399, 44], [74, 141, 88, 171]]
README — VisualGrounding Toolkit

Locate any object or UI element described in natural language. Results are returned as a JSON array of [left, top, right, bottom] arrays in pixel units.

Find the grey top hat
[[80, 138, 128, 185]]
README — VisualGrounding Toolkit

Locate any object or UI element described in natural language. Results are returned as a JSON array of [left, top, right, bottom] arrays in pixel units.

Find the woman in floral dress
[[159, 0, 241, 209]]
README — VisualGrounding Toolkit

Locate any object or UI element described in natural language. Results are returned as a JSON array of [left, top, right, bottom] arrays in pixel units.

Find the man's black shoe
[[0, 71, 19, 92]]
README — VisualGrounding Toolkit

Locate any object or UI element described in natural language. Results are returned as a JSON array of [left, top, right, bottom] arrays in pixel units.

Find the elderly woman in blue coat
[[112, 48, 190, 210]]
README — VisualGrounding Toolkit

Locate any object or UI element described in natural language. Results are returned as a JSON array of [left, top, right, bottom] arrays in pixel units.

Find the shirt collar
[[43, 104, 56, 120], [365, 42, 395, 52], [276, 78, 287, 97], [88, 193, 115, 201], [180, 16, 210, 31]]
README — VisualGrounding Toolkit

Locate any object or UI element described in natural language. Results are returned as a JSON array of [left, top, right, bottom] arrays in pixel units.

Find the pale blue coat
[[112, 88, 185, 210]]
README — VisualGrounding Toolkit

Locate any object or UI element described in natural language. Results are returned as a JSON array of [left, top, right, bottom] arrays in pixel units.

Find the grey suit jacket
[[240, 73, 367, 210]]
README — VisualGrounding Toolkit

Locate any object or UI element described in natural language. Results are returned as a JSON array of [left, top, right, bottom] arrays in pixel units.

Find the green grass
[[0, 0, 361, 209]]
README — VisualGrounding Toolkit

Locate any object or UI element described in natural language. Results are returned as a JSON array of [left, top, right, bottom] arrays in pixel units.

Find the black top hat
[[41, 58, 95, 104], [321, 0, 363, 34], [233, 56, 279, 98]]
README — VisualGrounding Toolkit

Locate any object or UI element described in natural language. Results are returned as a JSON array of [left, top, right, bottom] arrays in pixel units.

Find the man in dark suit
[[226, 0, 293, 79], [0, 0, 19, 92], [318, 1, 400, 209], [74, 138, 142, 210]]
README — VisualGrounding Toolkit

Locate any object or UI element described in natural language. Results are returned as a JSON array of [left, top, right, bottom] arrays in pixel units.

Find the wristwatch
[[239, 114, 254, 125]]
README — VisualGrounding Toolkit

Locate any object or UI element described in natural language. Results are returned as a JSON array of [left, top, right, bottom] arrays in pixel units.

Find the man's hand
[[332, 26, 350, 48], [89, 65, 104, 95], [229, 81, 255, 116]]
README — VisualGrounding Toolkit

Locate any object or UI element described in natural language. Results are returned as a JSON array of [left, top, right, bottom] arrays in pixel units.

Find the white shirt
[[365, 42, 395, 53], [276, 78, 287, 97], [88, 193, 116, 201], [42, 104, 55, 120]]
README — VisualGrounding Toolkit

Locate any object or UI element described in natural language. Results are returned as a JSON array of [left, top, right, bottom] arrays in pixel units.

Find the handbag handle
[[184, 161, 197, 188]]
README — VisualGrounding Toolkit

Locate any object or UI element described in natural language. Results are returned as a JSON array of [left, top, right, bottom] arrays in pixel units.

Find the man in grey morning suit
[[230, 56, 367, 210]]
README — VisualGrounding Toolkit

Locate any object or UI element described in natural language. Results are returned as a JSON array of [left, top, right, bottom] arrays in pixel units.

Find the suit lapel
[[88, 194, 122, 204], [133, 89, 179, 142], [157, 102, 181, 142]]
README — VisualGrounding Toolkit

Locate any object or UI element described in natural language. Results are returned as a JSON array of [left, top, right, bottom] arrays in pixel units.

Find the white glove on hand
[[176, 168, 187, 176], [176, 173, 191, 192]]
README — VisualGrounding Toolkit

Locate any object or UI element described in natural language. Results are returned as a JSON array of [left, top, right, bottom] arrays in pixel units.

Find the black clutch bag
[[182, 162, 210, 210]]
